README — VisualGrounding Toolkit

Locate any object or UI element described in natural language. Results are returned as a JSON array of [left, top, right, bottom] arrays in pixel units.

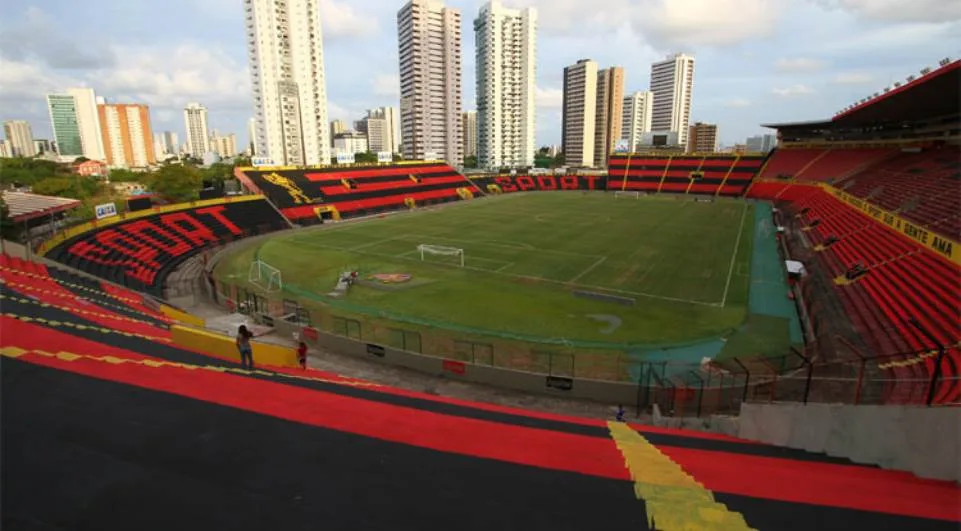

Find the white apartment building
[[246, 0, 331, 166], [3, 120, 37, 157], [650, 53, 695, 148], [184, 103, 210, 156], [562, 59, 598, 167], [621, 91, 653, 152], [154, 133, 168, 158], [0, 140, 12, 158], [363, 107, 399, 153], [397, 0, 462, 164], [474, 0, 536, 169], [162, 131, 179, 155], [66, 88, 106, 161], [363, 117, 391, 153], [746, 134, 777, 153], [247, 118, 260, 155], [461, 110, 477, 159], [329, 119, 346, 149], [211, 133, 238, 158], [34, 139, 52, 155], [333, 132, 368, 154]]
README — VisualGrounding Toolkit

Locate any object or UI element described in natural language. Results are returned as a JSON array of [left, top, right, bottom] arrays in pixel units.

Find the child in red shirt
[[297, 341, 308, 369]]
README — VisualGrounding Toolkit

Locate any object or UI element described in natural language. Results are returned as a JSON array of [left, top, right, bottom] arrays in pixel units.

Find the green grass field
[[217, 192, 757, 348]]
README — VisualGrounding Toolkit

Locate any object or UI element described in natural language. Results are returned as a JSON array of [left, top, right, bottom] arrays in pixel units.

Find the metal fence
[[218, 279, 959, 415]]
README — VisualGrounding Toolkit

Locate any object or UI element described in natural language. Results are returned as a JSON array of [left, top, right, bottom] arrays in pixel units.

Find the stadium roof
[[763, 59, 960, 131], [1, 191, 81, 223]]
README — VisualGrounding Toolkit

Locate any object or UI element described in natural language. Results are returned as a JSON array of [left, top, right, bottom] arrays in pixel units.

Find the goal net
[[417, 244, 465, 267], [614, 191, 640, 200], [248, 259, 283, 292]]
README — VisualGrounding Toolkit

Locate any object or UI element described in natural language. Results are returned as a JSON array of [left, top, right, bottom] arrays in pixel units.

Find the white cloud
[[0, 7, 115, 69], [321, 0, 379, 39], [775, 57, 827, 73], [810, 0, 961, 23], [634, 0, 784, 47], [511, 0, 784, 48], [95, 44, 250, 112], [0, 40, 250, 136], [535, 86, 563, 108], [155, 110, 175, 123], [810, 22, 958, 54], [772, 84, 815, 97], [832, 72, 874, 85], [327, 101, 361, 123], [0, 58, 80, 102], [723, 98, 752, 108], [371, 74, 399, 97]]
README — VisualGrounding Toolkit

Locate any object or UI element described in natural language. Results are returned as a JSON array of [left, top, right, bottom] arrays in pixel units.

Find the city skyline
[[0, 1, 957, 152]]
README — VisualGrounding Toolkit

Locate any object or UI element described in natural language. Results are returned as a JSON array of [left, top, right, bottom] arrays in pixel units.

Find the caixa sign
[[251, 157, 277, 167], [95, 202, 118, 220]]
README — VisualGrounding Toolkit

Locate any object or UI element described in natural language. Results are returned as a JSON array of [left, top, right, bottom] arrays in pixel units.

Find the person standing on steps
[[237, 325, 255, 369], [297, 341, 308, 370]]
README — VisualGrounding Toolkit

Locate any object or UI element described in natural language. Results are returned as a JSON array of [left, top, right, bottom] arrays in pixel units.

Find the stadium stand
[[836, 145, 961, 239], [3, 243, 961, 529], [469, 173, 606, 193], [753, 59, 961, 405], [758, 148, 897, 182], [235, 162, 484, 224], [39, 196, 288, 297], [607, 154, 765, 196], [767, 184, 961, 405]]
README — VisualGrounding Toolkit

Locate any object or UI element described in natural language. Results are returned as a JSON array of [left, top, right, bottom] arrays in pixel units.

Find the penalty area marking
[[568, 256, 608, 283], [720, 203, 749, 308], [289, 238, 719, 307]]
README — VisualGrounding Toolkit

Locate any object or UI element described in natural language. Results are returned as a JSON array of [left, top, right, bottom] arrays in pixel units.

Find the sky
[[1, 0, 959, 150]]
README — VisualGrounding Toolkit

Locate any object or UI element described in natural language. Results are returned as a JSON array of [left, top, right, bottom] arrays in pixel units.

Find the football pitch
[[217, 192, 761, 349]]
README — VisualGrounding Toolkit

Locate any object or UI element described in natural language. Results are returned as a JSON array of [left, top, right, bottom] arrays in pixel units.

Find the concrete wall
[[284, 321, 640, 405], [171, 324, 299, 368], [160, 304, 206, 327], [738, 402, 961, 482]]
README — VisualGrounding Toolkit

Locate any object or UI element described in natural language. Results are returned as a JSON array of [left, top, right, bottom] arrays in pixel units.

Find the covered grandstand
[[749, 59, 960, 405]]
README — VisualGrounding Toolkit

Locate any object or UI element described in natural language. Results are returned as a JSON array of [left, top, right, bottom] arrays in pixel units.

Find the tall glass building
[[46, 94, 83, 157]]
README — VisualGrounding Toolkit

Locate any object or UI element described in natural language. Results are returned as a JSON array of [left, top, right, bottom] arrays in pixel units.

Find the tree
[[74, 156, 90, 163], [108, 168, 143, 182], [551, 152, 566, 168], [32, 177, 77, 197], [533, 153, 551, 168], [32, 176, 101, 199], [0, 158, 68, 187], [201, 162, 234, 189], [354, 151, 378, 164], [463, 155, 478, 169], [144, 164, 203, 203]]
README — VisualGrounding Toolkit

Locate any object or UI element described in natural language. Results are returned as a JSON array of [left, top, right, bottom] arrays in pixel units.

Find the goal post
[[614, 191, 640, 200], [417, 244, 465, 267], [248, 259, 283, 292]]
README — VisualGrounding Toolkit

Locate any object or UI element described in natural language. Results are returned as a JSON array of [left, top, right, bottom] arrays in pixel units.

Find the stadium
[[3, 60, 960, 530]]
